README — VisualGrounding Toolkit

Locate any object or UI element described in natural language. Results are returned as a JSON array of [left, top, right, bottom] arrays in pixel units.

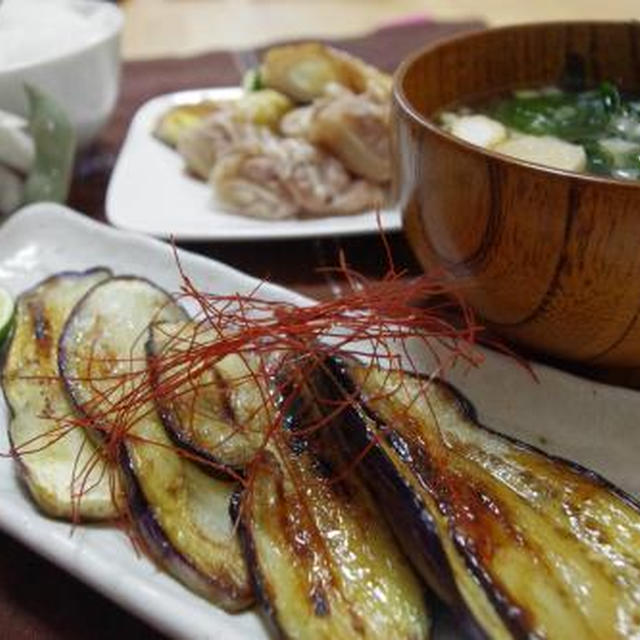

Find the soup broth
[[439, 83, 640, 181]]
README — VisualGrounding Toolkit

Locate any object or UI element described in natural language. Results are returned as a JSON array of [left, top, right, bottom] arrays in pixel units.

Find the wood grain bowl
[[393, 22, 640, 366]]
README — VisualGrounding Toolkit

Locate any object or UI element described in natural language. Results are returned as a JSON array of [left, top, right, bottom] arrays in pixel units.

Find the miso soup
[[439, 83, 640, 181]]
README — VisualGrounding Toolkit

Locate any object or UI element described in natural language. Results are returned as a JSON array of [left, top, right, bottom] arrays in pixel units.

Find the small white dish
[[106, 88, 402, 241], [0, 0, 123, 147], [1, 203, 639, 638]]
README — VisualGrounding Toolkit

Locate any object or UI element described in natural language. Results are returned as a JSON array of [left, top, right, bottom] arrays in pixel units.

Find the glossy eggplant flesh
[[231, 366, 431, 640], [1, 268, 122, 520], [321, 359, 640, 640], [147, 321, 270, 472], [58, 277, 253, 610]]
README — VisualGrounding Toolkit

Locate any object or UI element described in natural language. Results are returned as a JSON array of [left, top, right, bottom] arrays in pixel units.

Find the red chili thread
[[4, 247, 508, 550]]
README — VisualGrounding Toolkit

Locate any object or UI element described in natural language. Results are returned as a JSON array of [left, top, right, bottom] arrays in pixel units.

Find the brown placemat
[[2, 19, 482, 640]]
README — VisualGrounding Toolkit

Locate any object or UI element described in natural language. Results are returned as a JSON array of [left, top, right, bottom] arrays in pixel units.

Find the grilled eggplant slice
[[147, 322, 269, 472], [58, 278, 253, 610], [321, 360, 640, 640], [232, 372, 430, 640], [1, 268, 121, 520]]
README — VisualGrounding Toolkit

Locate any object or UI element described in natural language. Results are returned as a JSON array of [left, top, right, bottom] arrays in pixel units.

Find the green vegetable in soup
[[482, 82, 640, 180], [582, 140, 614, 175], [490, 82, 621, 141]]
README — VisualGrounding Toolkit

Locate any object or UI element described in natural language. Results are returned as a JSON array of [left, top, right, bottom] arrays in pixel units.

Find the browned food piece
[[58, 278, 253, 611], [147, 321, 269, 472], [1, 268, 122, 520], [230, 366, 431, 640], [155, 90, 292, 153], [212, 136, 385, 219], [279, 105, 314, 138], [261, 42, 391, 102], [316, 359, 640, 640], [308, 87, 391, 182], [176, 110, 277, 181], [231, 89, 294, 129]]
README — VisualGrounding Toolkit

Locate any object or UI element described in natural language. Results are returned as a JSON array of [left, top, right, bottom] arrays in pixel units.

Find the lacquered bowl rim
[[393, 20, 640, 191]]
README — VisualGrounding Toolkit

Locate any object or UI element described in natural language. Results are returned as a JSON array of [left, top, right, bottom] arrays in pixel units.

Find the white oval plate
[[106, 88, 401, 241], [1, 204, 639, 639]]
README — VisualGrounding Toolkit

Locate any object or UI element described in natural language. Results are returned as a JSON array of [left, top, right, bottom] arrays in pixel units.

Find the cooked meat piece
[[280, 85, 391, 183], [212, 143, 299, 220], [176, 110, 276, 180], [279, 105, 314, 138], [308, 87, 391, 182], [212, 136, 385, 219]]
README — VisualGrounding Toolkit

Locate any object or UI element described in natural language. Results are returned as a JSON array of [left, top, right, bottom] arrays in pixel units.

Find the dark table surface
[[0, 19, 482, 639]]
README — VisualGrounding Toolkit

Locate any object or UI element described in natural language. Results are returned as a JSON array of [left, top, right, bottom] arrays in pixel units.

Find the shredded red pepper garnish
[[4, 245, 500, 537]]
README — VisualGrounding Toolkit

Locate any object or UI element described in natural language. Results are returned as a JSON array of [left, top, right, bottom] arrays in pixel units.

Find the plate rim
[[0, 202, 308, 640]]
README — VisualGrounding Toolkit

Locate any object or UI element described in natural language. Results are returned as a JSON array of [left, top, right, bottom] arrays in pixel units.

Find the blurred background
[[121, 0, 639, 59]]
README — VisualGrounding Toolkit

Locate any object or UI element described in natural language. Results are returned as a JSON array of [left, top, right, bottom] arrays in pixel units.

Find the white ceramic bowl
[[0, 0, 123, 147]]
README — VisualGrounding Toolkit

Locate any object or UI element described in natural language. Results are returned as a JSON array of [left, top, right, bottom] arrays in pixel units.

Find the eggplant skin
[[117, 414, 254, 612], [58, 277, 253, 611], [122, 447, 253, 611], [231, 448, 430, 640], [1, 268, 121, 520], [230, 486, 280, 635], [146, 322, 267, 475], [322, 359, 640, 640], [330, 394, 488, 640], [230, 359, 430, 640]]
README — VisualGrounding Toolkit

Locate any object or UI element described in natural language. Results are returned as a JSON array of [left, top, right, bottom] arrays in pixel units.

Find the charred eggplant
[[147, 322, 268, 472], [58, 278, 253, 611], [1, 268, 121, 519], [320, 360, 640, 640], [232, 363, 431, 640]]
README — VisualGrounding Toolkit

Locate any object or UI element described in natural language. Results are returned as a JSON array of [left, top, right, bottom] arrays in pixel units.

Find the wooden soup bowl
[[393, 22, 640, 366]]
